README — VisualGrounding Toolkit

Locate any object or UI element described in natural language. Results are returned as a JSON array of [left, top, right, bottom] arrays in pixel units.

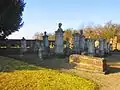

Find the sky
[[8, 0, 120, 39]]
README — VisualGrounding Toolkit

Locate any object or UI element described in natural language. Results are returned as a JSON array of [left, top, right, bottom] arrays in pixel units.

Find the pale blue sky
[[8, 0, 120, 39]]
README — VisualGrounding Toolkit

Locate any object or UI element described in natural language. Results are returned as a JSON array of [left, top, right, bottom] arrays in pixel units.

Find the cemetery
[[0, 23, 120, 90], [1, 0, 120, 90], [0, 23, 113, 73]]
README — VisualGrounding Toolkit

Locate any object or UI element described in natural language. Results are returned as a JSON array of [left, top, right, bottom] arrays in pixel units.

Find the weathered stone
[[54, 23, 64, 54], [38, 46, 43, 60], [79, 35, 85, 53], [87, 39, 95, 56], [99, 38, 105, 57], [34, 40, 40, 52], [20, 37, 27, 56], [73, 33, 80, 53], [43, 31, 49, 56], [69, 54, 109, 74]]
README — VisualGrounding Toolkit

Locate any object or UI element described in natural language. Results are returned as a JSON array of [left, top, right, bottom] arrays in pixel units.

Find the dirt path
[[62, 52, 120, 90]]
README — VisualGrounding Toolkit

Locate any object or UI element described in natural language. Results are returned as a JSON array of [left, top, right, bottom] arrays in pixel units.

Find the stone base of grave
[[69, 54, 109, 74]]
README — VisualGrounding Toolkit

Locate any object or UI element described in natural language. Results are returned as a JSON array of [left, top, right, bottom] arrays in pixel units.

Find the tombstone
[[54, 23, 64, 54], [20, 37, 27, 56], [64, 38, 71, 56], [87, 39, 95, 56], [104, 39, 108, 54], [38, 45, 43, 60], [107, 43, 111, 54], [84, 38, 88, 53], [34, 39, 40, 53], [79, 30, 85, 53], [73, 33, 80, 54], [95, 40, 100, 55], [99, 38, 105, 57], [43, 31, 49, 56]]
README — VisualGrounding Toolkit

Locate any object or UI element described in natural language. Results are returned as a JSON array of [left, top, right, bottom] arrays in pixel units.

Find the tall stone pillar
[[43, 31, 49, 56], [43, 31, 49, 48], [54, 23, 64, 54]]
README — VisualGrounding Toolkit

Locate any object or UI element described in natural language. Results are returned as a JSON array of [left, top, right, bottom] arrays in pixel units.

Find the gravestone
[[34, 39, 40, 53], [99, 38, 105, 57], [95, 40, 100, 55], [79, 30, 85, 53], [43, 31, 49, 56], [64, 38, 71, 56], [104, 40, 108, 54], [54, 23, 64, 54], [38, 45, 43, 60], [73, 33, 80, 54], [20, 37, 27, 56], [84, 38, 89, 54], [87, 39, 95, 56]]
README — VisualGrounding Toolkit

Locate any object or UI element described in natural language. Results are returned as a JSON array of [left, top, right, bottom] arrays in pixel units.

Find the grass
[[0, 56, 98, 90]]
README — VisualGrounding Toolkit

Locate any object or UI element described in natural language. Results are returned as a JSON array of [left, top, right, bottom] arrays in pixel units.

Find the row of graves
[[21, 23, 112, 74]]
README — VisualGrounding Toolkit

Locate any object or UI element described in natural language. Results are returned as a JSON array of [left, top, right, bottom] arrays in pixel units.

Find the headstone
[[64, 38, 71, 56], [54, 23, 64, 54], [73, 33, 80, 54], [20, 37, 27, 56], [79, 30, 85, 53], [34, 39, 40, 52], [87, 39, 95, 56], [104, 39, 108, 54], [107, 43, 110, 54], [84, 38, 88, 53], [95, 40, 100, 55], [99, 38, 105, 57], [43, 31, 49, 56], [38, 45, 43, 60]]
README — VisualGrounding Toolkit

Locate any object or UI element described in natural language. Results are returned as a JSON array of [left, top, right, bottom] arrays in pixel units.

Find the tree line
[[33, 21, 120, 43]]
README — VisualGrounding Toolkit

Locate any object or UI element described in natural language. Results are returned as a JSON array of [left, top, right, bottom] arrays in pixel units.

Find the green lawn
[[0, 56, 98, 90]]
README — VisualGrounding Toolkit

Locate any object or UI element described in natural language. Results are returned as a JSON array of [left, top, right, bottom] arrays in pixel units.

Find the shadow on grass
[[0, 53, 75, 72]]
